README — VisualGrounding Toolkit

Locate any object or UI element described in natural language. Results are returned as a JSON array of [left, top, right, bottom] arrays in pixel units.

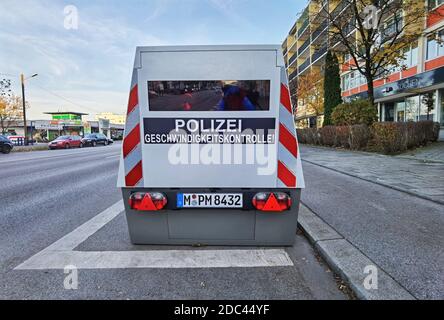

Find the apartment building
[[341, 1, 444, 129], [284, 0, 444, 131], [282, 0, 342, 128]]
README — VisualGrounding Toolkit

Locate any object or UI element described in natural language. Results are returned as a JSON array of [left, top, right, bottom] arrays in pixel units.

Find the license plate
[[177, 193, 243, 208]]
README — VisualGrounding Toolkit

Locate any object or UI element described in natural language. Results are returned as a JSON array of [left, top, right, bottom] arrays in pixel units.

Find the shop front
[[380, 91, 440, 123], [374, 67, 444, 130]]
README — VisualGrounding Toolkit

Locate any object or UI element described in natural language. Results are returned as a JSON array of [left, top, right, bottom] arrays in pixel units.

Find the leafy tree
[[0, 78, 28, 134], [331, 99, 378, 126], [313, 0, 431, 107], [323, 50, 342, 126], [297, 68, 324, 128]]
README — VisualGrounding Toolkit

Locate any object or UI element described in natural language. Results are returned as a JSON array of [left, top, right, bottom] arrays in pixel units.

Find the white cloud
[[0, 0, 166, 119]]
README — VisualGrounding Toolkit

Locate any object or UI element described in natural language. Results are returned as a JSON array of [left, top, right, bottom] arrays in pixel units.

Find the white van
[[117, 45, 304, 246]]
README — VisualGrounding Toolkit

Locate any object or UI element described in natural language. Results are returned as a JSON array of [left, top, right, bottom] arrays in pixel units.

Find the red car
[[48, 135, 83, 149]]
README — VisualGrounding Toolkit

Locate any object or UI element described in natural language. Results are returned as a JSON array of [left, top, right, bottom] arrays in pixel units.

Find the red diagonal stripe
[[123, 123, 140, 158], [279, 123, 298, 158], [125, 161, 143, 187], [127, 85, 138, 115], [280, 83, 292, 113], [278, 160, 296, 188]]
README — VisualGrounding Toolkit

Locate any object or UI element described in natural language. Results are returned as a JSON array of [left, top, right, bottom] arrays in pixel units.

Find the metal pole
[[20, 74, 28, 146]]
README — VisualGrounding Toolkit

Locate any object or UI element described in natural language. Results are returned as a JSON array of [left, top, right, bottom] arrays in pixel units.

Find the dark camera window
[[148, 80, 270, 111]]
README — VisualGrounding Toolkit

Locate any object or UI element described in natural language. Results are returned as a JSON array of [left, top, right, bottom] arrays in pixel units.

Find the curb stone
[[298, 204, 416, 300]]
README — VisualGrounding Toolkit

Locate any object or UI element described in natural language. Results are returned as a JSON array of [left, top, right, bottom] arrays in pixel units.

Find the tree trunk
[[366, 75, 376, 108]]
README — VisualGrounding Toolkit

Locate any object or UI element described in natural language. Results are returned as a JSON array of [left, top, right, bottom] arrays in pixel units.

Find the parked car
[[0, 135, 13, 154], [81, 133, 111, 147], [48, 135, 83, 149], [5, 135, 25, 146]]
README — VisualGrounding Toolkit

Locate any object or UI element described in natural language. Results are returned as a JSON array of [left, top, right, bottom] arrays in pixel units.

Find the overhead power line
[[33, 83, 103, 114]]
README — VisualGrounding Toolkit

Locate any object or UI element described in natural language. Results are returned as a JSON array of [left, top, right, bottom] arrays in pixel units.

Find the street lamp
[[20, 73, 38, 145]]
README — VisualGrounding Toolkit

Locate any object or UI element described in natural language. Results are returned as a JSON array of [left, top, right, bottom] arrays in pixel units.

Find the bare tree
[[312, 0, 431, 107]]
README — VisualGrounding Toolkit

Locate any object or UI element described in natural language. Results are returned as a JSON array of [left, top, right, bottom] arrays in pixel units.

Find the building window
[[440, 89, 444, 125], [349, 72, 356, 89], [405, 96, 420, 121], [395, 101, 406, 122], [420, 92, 437, 121], [382, 12, 403, 42], [429, 0, 444, 10], [427, 30, 444, 60], [402, 42, 418, 68]]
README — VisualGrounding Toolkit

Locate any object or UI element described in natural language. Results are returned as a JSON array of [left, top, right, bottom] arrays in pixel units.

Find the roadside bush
[[306, 128, 320, 145], [319, 126, 336, 146], [331, 99, 378, 126], [350, 124, 371, 150], [371, 122, 406, 154], [335, 126, 351, 148], [370, 121, 438, 154], [297, 121, 439, 154], [432, 122, 441, 142], [296, 129, 307, 144], [296, 128, 319, 145]]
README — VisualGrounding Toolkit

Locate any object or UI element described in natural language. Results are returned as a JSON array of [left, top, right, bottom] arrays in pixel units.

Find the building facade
[[6, 112, 124, 142], [283, 0, 444, 133], [341, 1, 444, 130], [95, 112, 126, 125], [282, 0, 340, 128]]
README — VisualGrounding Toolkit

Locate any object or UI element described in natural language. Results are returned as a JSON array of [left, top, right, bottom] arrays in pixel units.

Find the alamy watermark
[[64, 265, 78, 290], [363, 265, 378, 290], [363, 5, 379, 30], [162, 129, 277, 176], [63, 5, 79, 30]]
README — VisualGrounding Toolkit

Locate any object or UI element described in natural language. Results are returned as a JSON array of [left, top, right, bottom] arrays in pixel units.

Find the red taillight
[[252, 192, 291, 212], [129, 192, 167, 211]]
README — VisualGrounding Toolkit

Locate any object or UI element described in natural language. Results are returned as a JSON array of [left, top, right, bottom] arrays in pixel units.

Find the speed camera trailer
[[117, 45, 305, 246]]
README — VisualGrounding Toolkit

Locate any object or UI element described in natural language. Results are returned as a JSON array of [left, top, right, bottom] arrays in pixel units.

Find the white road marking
[[15, 200, 294, 270], [15, 249, 293, 270], [0, 149, 120, 164], [105, 155, 120, 159]]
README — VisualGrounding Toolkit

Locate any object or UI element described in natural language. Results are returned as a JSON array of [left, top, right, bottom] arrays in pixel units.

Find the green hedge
[[331, 100, 378, 126], [297, 121, 440, 154]]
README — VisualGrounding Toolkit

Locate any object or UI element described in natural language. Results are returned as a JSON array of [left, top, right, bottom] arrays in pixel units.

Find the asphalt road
[[301, 159, 444, 300], [0, 143, 347, 300]]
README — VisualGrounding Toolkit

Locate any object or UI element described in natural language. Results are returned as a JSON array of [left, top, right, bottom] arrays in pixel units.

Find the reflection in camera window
[[148, 80, 270, 112]]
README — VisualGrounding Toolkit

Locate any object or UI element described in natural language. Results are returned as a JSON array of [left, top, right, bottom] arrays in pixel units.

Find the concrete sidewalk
[[301, 144, 444, 205], [397, 142, 444, 164]]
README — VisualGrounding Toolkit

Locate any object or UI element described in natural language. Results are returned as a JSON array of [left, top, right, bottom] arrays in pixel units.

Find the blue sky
[[0, 0, 306, 120]]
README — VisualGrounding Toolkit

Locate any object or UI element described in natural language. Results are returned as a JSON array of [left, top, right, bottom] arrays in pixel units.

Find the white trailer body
[[118, 45, 304, 246]]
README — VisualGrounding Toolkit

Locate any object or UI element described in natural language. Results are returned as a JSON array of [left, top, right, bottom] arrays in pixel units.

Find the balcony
[[381, 20, 403, 43], [298, 57, 311, 73], [298, 18, 310, 37], [331, 0, 349, 19], [343, 21, 355, 36], [312, 20, 328, 42], [289, 53, 298, 66], [289, 69, 298, 81], [312, 44, 328, 63], [298, 38, 311, 55]]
